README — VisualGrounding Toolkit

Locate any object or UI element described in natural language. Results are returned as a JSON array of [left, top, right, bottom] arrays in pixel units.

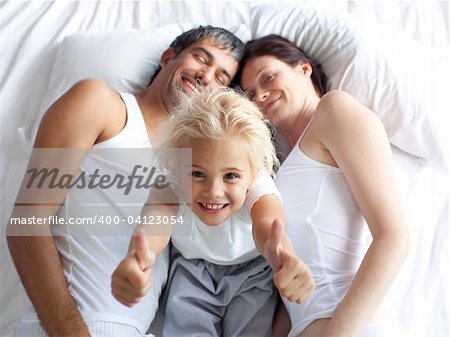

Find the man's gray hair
[[170, 25, 244, 63], [148, 25, 244, 85]]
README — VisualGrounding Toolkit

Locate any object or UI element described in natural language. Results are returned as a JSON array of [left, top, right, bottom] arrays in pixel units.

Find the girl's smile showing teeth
[[199, 202, 228, 212]]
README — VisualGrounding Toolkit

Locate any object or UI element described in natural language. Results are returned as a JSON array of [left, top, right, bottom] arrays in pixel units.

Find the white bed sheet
[[0, 1, 448, 336]]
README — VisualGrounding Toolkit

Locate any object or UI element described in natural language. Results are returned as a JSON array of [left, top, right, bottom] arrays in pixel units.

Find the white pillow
[[250, 3, 449, 171], [28, 23, 251, 146]]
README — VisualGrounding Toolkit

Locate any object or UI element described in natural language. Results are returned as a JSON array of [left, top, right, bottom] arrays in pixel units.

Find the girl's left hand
[[264, 219, 315, 303]]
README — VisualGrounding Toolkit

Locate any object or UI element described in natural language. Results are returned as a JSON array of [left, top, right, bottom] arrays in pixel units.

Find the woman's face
[[240, 55, 309, 125]]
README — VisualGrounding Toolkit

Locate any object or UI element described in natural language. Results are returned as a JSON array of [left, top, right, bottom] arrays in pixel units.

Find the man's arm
[[6, 79, 125, 337]]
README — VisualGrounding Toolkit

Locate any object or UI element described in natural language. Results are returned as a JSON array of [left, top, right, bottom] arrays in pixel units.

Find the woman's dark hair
[[233, 34, 328, 96]]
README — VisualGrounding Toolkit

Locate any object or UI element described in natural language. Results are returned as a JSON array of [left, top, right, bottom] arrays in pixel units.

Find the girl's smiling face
[[179, 135, 254, 226]]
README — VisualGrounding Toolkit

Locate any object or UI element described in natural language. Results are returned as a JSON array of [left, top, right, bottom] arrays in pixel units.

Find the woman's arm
[[251, 194, 315, 304], [317, 90, 410, 337]]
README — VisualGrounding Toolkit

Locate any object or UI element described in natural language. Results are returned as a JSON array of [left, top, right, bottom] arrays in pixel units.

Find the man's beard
[[167, 75, 203, 108], [166, 78, 185, 108]]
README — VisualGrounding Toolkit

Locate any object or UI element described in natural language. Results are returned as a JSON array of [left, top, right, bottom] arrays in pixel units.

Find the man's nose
[[196, 67, 215, 87]]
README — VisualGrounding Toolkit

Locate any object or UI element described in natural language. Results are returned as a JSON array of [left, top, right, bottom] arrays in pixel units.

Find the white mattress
[[0, 1, 448, 336]]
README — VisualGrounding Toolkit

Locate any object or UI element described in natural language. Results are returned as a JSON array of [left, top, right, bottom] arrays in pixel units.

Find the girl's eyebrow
[[224, 167, 244, 172], [190, 164, 206, 170], [190, 164, 245, 172]]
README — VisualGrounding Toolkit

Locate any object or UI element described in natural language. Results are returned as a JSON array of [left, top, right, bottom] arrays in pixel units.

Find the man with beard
[[7, 26, 244, 337]]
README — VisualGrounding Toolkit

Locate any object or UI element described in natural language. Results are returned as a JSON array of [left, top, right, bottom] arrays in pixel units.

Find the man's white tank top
[[274, 137, 371, 335], [24, 93, 164, 334]]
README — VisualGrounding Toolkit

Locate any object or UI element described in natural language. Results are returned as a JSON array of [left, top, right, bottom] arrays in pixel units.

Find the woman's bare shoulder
[[315, 90, 377, 128], [312, 89, 384, 148]]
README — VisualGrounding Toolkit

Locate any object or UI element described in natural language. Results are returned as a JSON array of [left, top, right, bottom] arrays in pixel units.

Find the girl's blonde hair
[[160, 88, 278, 176]]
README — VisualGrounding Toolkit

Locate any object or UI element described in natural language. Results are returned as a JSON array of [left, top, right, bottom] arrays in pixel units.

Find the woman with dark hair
[[236, 34, 409, 337]]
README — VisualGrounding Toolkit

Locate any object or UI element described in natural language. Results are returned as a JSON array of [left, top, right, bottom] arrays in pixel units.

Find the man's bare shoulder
[[63, 78, 122, 107], [35, 79, 126, 147]]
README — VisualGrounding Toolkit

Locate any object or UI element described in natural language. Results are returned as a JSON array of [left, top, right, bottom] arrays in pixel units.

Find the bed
[[0, 1, 448, 336]]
